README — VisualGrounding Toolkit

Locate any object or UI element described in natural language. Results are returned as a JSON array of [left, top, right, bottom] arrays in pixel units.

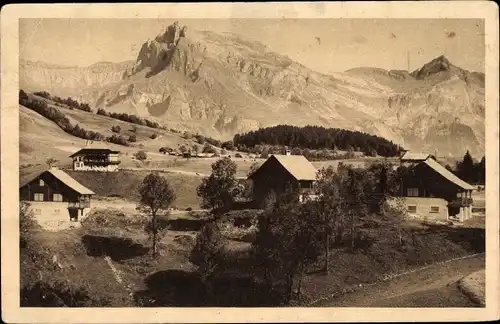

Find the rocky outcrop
[[131, 22, 205, 81], [20, 60, 132, 92]]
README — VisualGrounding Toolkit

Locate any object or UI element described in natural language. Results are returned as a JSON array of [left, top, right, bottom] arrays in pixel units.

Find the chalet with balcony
[[20, 167, 95, 222], [398, 154, 475, 222], [70, 148, 120, 172], [247, 153, 318, 208]]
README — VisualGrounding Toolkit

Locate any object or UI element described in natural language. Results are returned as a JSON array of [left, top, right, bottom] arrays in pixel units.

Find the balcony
[[448, 198, 473, 208], [83, 159, 121, 165], [68, 201, 90, 209]]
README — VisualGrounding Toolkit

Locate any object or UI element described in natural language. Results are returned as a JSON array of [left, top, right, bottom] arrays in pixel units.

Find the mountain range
[[19, 22, 485, 158]]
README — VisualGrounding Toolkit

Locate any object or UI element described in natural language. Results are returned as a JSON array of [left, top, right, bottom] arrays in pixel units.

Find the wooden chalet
[[248, 154, 318, 208], [399, 154, 475, 222], [70, 148, 120, 172], [20, 167, 95, 221]]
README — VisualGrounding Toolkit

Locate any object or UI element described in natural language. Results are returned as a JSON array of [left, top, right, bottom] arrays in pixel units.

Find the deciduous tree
[[196, 157, 241, 217], [137, 173, 176, 257]]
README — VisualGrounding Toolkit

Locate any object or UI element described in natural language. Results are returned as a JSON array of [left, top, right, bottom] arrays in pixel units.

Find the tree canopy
[[233, 125, 401, 157], [196, 157, 241, 216]]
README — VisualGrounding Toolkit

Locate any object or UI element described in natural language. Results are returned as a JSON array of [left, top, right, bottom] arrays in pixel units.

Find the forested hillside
[[233, 125, 401, 157]]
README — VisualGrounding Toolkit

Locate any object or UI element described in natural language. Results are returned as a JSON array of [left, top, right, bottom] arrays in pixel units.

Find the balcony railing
[[448, 198, 473, 208], [68, 201, 90, 209], [82, 160, 121, 165]]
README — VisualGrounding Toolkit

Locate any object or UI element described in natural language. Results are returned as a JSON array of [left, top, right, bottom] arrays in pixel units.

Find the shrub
[[150, 133, 158, 140], [20, 201, 38, 248], [97, 108, 160, 129], [134, 150, 147, 161], [21, 280, 111, 307], [128, 135, 137, 142], [202, 143, 217, 154], [106, 134, 129, 146], [111, 125, 121, 133], [19, 89, 29, 100]]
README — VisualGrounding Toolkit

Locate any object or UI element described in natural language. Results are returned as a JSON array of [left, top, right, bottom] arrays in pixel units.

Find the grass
[[66, 169, 202, 209]]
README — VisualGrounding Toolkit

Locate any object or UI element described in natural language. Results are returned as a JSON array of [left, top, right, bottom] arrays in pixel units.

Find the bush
[[134, 150, 147, 161], [150, 133, 158, 139], [97, 108, 160, 129], [19, 89, 29, 100], [33, 91, 51, 99], [21, 280, 111, 307], [128, 135, 137, 142], [106, 134, 129, 146], [20, 201, 38, 248], [111, 125, 121, 133], [202, 143, 217, 154]]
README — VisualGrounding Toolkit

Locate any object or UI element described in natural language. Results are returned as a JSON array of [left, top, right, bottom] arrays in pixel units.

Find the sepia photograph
[[1, 2, 499, 323]]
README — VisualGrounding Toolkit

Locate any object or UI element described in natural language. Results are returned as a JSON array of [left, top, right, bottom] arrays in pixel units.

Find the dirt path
[[123, 167, 208, 177], [314, 254, 485, 307]]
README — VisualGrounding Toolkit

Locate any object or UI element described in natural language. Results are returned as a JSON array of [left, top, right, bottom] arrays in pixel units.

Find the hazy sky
[[19, 18, 485, 73]]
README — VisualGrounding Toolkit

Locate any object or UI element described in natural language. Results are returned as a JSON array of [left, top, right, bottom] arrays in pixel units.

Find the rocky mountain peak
[[125, 21, 205, 81], [411, 55, 459, 80]]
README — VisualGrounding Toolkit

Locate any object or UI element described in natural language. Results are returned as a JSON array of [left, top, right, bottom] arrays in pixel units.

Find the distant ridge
[[19, 23, 485, 158]]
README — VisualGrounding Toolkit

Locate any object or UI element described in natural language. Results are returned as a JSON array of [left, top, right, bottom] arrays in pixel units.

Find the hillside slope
[[20, 23, 485, 158], [19, 95, 203, 169]]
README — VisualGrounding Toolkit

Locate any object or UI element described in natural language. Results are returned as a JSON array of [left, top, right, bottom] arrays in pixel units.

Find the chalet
[[248, 154, 317, 208], [20, 167, 95, 222], [70, 148, 120, 172], [397, 154, 475, 222], [400, 151, 436, 163]]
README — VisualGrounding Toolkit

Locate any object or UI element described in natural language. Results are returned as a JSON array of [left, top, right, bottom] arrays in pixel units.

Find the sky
[[19, 18, 485, 73]]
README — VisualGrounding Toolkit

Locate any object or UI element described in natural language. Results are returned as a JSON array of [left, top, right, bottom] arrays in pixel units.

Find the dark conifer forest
[[233, 125, 401, 157]]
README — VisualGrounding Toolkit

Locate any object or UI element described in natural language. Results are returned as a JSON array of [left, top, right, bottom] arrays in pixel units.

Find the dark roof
[[20, 167, 95, 195], [422, 158, 475, 191], [70, 148, 120, 157]]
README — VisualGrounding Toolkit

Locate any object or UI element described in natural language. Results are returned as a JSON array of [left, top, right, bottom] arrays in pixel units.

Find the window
[[407, 205, 417, 213], [407, 188, 419, 197], [39, 179, 45, 186], [34, 193, 44, 201], [430, 206, 440, 213], [53, 193, 63, 202]]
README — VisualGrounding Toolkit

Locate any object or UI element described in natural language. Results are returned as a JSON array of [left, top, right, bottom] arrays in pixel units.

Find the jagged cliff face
[[19, 23, 485, 158], [20, 60, 134, 96]]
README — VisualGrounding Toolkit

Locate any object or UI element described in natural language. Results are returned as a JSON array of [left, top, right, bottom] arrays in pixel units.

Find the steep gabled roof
[[20, 168, 95, 195], [70, 148, 120, 157], [401, 152, 433, 162], [249, 154, 317, 181], [422, 158, 475, 191]]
